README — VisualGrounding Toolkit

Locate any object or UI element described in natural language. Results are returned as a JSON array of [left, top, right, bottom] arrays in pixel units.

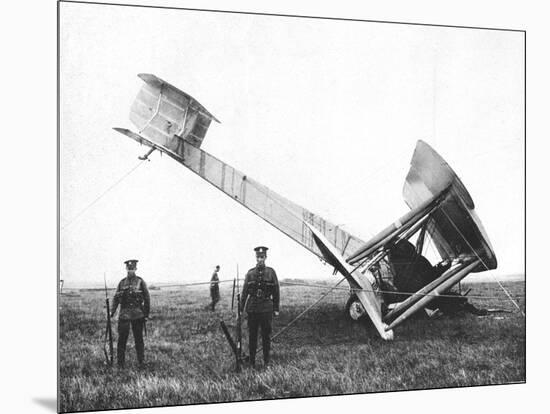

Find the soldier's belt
[[121, 302, 142, 308], [253, 289, 272, 299]]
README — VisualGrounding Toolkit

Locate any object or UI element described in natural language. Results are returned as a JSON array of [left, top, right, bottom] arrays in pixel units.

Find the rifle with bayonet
[[103, 273, 114, 367]]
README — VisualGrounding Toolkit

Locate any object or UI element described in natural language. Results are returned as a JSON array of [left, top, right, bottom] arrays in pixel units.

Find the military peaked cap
[[254, 246, 269, 256], [124, 259, 139, 268]]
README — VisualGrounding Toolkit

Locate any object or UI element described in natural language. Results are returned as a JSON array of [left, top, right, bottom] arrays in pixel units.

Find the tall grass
[[59, 280, 525, 412]]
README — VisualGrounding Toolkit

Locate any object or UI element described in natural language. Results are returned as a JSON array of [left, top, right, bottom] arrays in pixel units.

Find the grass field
[[58, 279, 525, 412]]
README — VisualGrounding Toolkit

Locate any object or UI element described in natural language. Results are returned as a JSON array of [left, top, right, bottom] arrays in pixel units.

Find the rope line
[[244, 174, 524, 309], [72, 279, 234, 291], [61, 160, 146, 231], [271, 278, 346, 342], [151, 280, 234, 288], [278, 280, 524, 301], [491, 277, 525, 316], [247, 174, 525, 312], [63, 278, 523, 302]]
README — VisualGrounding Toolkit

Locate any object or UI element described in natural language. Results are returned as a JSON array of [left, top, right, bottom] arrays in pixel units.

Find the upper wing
[[403, 140, 497, 272]]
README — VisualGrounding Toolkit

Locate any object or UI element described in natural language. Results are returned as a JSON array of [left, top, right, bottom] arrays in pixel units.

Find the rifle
[[235, 264, 243, 372], [220, 264, 245, 373], [103, 273, 114, 367], [231, 278, 236, 311]]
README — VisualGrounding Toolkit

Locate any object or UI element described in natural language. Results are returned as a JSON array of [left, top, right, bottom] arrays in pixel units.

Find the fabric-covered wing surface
[[130, 73, 219, 149], [177, 142, 367, 260], [403, 140, 497, 272]]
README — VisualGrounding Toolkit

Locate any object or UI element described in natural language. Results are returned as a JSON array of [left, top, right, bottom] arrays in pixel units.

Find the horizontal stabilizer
[[129, 73, 219, 152], [137, 73, 220, 123], [113, 127, 182, 161]]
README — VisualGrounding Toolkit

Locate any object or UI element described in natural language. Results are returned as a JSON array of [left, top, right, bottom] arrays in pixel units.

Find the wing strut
[[138, 147, 156, 160], [383, 258, 481, 330], [304, 222, 394, 340], [346, 188, 449, 265]]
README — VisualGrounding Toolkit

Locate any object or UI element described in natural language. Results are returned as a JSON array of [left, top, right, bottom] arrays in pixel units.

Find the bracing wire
[[439, 208, 525, 316], [62, 277, 523, 302], [400, 182, 524, 314], [490, 278, 525, 316], [245, 160, 522, 314], [271, 278, 346, 342], [60, 153, 523, 309], [61, 160, 147, 231]]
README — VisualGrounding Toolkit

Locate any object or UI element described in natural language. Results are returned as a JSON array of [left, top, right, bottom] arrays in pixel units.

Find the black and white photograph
[[56, 1, 527, 412], [8, 1, 545, 413]]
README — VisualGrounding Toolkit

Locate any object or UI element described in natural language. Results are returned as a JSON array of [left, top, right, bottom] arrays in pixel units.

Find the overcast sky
[[59, 2, 524, 288]]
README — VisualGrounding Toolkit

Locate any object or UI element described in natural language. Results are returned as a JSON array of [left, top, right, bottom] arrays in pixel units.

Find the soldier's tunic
[[241, 264, 279, 365], [210, 271, 220, 310], [112, 275, 150, 366]]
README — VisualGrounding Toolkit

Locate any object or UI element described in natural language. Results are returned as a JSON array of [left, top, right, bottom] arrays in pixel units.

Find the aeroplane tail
[[116, 74, 368, 266], [127, 73, 219, 152]]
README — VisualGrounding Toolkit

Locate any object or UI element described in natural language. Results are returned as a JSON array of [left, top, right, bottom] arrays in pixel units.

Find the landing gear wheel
[[345, 294, 367, 322]]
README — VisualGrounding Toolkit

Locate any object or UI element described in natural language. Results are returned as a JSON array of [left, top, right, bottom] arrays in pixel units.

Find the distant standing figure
[[210, 265, 220, 311], [111, 259, 150, 368], [241, 246, 280, 368]]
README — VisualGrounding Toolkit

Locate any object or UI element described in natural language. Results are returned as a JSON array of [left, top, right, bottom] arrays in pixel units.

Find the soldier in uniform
[[111, 259, 150, 368], [210, 265, 220, 311], [241, 246, 280, 368]]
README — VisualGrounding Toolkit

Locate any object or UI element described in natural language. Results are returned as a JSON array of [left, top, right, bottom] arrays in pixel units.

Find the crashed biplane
[[114, 74, 497, 341]]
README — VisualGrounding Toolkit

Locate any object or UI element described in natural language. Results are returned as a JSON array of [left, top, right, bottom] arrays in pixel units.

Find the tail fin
[[129, 73, 219, 151]]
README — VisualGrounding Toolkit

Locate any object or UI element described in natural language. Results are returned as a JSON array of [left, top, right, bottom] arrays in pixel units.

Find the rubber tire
[[344, 294, 368, 322]]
